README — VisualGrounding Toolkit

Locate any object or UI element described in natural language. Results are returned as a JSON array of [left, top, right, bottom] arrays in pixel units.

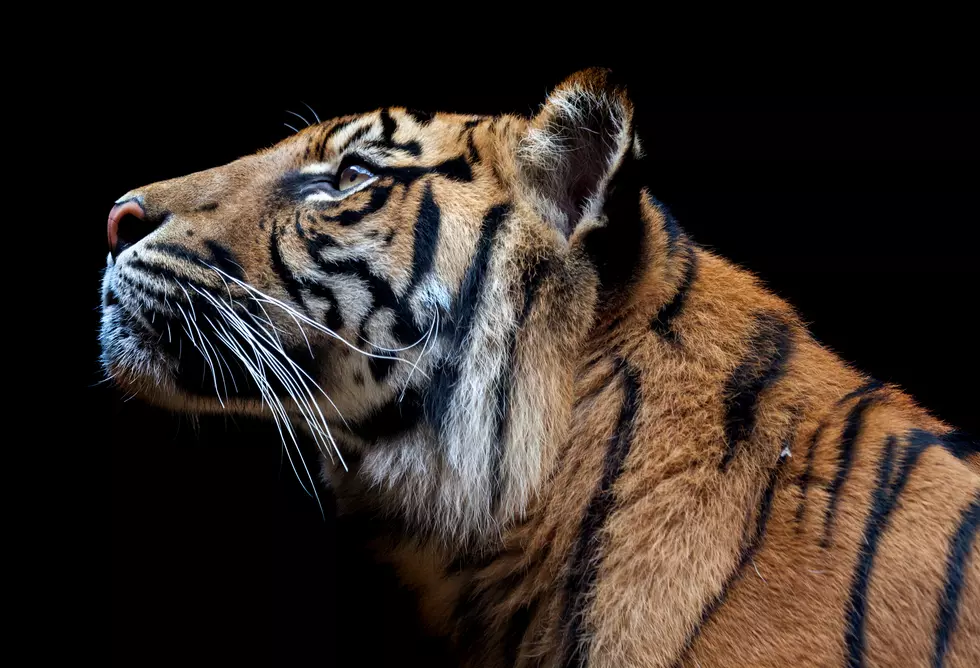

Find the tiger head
[[99, 69, 652, 546]]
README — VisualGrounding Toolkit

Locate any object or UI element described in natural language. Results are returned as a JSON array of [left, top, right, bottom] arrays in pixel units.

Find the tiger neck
[[359, 186, 700, 635], [342, 171, 690, 556]]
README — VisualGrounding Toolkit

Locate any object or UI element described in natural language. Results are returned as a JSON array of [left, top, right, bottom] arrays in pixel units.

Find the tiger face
[[99, 69, 638, 544]]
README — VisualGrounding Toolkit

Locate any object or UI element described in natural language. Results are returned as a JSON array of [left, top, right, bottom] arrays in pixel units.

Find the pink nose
[[108, 199, 147, 257]]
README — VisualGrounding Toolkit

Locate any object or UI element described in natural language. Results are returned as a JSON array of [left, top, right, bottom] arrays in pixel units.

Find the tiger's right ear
[[516, 68, 636, 239]]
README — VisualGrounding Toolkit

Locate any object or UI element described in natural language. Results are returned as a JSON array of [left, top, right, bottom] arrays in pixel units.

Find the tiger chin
[[100, 69, 978, 667]]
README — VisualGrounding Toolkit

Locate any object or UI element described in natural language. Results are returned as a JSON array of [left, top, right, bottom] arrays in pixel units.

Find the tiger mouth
[[101, 269, 322, 405]]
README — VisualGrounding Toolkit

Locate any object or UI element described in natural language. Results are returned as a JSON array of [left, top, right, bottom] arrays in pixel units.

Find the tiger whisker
[[203, 263, 410, 366], [200, 323, 236, 399], [174, 303, 196, 346], [358, 320, 433, 353], [219, 314, 346, 476], [286, 109, 312, 127], [206, 292, 352, 436], [400, 310, 439, 402], [186, 309, 225, 408], [208, 310, 323, 508], [196, 286, 350, 463], [302, 102, 321, 124]]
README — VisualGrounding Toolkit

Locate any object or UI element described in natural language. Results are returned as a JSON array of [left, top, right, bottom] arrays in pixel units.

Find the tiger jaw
[[98, 240, 450, 479], [99, 257, 339, 419]]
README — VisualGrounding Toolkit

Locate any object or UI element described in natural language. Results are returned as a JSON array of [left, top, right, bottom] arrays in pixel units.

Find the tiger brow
[[335, 124, 374, 155]]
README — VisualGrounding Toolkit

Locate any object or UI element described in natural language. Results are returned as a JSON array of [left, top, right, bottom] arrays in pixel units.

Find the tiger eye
[[338, 165, 374, 190]]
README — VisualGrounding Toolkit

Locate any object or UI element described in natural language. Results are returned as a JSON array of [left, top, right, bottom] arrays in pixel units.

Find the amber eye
[[337, 164, 375, 190]]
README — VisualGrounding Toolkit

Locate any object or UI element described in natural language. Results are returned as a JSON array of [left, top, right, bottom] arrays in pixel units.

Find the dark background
[[72, 55, 976, 664]]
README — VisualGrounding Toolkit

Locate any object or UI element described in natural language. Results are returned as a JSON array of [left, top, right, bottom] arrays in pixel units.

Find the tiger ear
[[517, 68, 636, 238]]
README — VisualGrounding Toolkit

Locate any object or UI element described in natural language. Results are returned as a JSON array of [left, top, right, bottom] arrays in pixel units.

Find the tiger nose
[[108, 199, 155, 259]]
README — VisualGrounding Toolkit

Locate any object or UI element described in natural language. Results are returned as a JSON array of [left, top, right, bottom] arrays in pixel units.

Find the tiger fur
[[99, 69, 979, 667]]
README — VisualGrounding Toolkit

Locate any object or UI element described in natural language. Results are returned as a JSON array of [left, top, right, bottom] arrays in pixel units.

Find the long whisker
[[286, 110, 311, 127], [200, 325, 235, 400], [197, 287, 349, 465], [358, 321, 434, 353], [400, 310, 439, 402], [302, 102, 321, 124], [203, 263, 410, 365], [216, 311, 346, 481], [208, 310, 321, 507], [186, 310, 224, 408]]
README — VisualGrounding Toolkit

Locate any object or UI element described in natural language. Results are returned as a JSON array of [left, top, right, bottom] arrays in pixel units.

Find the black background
[[71, 53, 976, 665]]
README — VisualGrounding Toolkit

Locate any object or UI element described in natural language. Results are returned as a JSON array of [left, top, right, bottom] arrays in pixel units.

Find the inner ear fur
[[517, 68, 635, 238]]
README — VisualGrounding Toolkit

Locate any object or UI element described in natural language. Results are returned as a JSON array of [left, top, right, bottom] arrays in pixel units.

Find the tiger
[[99, 69, 979, 667]]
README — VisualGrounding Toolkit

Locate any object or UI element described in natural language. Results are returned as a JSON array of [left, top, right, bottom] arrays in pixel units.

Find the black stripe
[[311, 118, 356, 160], [941, 430, 980, 460], [307, 231, 338, 251], [424, 203, 511, 430], [408, 182, 441, 291], [845, 435, 897, 668], [490, 338, 516, 513], [326, 154, 472, 188], [368, 137, 423, 157], [337, 124, 371, 155], [840, 378, 886, 403], [910, 428, 980, 462], [650, 246, 698, 343], [503, 599, 539, 667], [795, 382, 881, 531], [145, 241, 208, 266], [269, 224, 310, 315], [297, 277, 344, 332], [375, 108, 422, 156], [675, 451, 789, 666], [561, 363, 641, 668], [345, 387, 425, 443], [203, 240, 246, 282], [720, 314, 794, 470], [405, 109, 434, 125], [114, 275, 188, 315], [380, 108, 396, 142], [383, 155, 473, 185], [323, 118, 354, 142], [795, 422, 827, 529], [466, 128, 481, 163], [124, 257, 221, 297], [105, 284, 120, 307], [309, 254, 422, 344], [845, 430, 943, 667], [645, 192, 683, 256], [368, 356, 396, 383], [489, 257, 553, 514], [933, 491, 980, 668], [319, 186, 393, 226], [821, 395, 880, 547], [518, 259, 551, 327]]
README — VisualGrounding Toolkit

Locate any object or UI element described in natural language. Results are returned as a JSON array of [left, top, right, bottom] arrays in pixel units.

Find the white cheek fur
[[300, 162, 337, 175]]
